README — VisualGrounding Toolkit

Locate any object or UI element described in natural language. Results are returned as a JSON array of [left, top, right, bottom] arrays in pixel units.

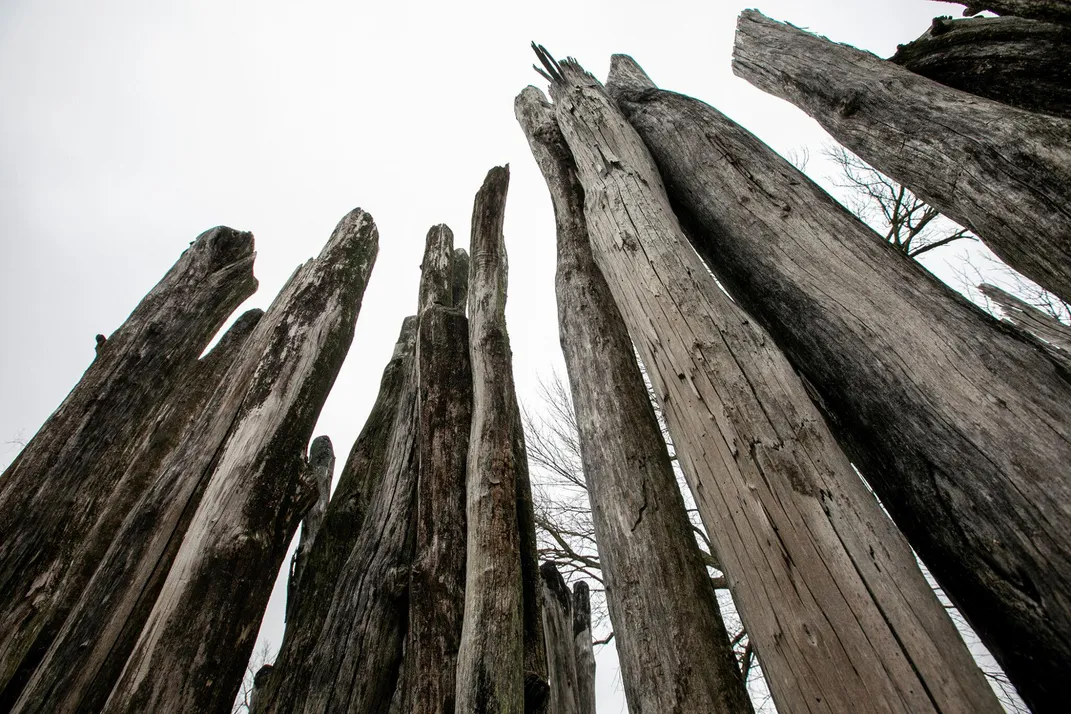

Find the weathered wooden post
[[0, 227, 257, 705], [99, 208, 379, 714], [571, 583, 595, 714], [516, 86, 752, 714], [608, 50, 1071, 714], [456, 166, 549, 713], [979, 283, 1071, 354], [287, 436, 335, 622], [891, 15, 1071, 119], [540, 564, 580, 714], [535, 47, 1003, 714], [733, 9, 1071, 305], [402, 225, 473, 714]]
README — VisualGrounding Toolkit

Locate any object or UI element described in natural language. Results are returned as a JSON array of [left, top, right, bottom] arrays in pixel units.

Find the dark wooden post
[[733, 9, 1071, 305], [403, 225, 473, 714], [608, 49, 1071, 714], [516, 86, 753, 714], [891, 15, 1071, 119], [951, 0, 1071, 25], [536, 49, 1003, 714], [540, 564, 580, 714], [287, 436, 335, 622], [99, 208, 379, 714], [571, 583, 595, 714], [0, 227, 257, 704]]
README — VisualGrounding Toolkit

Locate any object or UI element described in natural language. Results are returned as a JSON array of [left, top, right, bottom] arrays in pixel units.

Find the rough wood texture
[[540, 564, 580, 714], [608, 53, 1071, 714], [733, 9, 1071, 305], [953, 0, 1071, 25], [404, 226, 473, 714], [98, 208, 378, 714], [251, 315, 417, 714], [571, 584, 595, 714], [516, 86, 751, 714], [539, 50, 1004, 714], [891, 15, 1071, 119], [287, 436, 335, 622], [456, 166, 533, 714], [980, 283, 1071, 354], [0, 227, 257, 703]]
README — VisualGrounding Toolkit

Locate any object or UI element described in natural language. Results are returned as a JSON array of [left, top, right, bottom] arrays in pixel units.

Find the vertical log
[[607, 51, 1071, 714], [456, 166, 537, 714], [540, 564, 580, 714], [0, 227, 257, 702], [890, 16, 1071, 120], [287, 436, 336, 622], [251, 315, 418, 714], [100, 208, 379, 714], [571, 584, 595, 714], [404, 225, 473, 714], [538, 50, 1003, 714], [733, 10, 1071, 305], [516, 87, 752, 714], [953, 0, 1071, 25]]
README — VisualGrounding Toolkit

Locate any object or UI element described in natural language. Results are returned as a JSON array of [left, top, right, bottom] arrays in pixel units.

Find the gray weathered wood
[[539, 49, 1004, 714], [99, 208, 379, 714], [0, 227, 257, 704], [952, 0, 1071, 25], [608, 53, 1071, 713], [404, 226, 473, 714], [516, 86, 752, 714], [891, 15, 1071, 119], [540, 564, 580, 714], [453, 247, 471, 310], [251, 315, 417, 714], [287, 436, 336, 622], [980, 282, 1071, 354], [733, 9, 1071, 305], [455, 166, 532, 714], [570, 583, 595, 714]]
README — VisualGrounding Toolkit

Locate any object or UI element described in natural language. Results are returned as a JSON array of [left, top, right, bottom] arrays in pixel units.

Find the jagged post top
[[418, 223, 455, 312], [530, 43, 602, 94]]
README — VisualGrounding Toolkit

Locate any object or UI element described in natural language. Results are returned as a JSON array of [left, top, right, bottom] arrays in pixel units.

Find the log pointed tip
[[607, 54, 656, 96], [309, 435, 334, 466]]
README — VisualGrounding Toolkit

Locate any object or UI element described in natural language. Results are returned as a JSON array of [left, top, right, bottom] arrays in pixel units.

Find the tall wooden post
[[733, 9, 1071, 305], [536, 48, 1003, 714], [516, 86, 752, 714], [540, 564, 580, 714], [0, 227, 257, 705]]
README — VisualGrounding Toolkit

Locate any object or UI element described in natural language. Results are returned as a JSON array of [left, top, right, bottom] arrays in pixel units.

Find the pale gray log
[[100, 208, 379, 714], [542, 51, 1003, 714], [571, 583, 595, 714], [733, 9, 1071, 305], [0, 227, 257, 705], [980, 283, 1071, 353], [540, 564, 580, 714], [516, 86, 752, 714], [609, 53, 1067, 714], [891, 15, 1071, 119], [455, 166, 530, 714]]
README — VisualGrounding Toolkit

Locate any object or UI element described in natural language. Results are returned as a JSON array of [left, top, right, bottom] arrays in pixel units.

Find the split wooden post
[[537, 48, 1003, 714], [516, 86, 752, 714], [733, 9, 1071, 305]]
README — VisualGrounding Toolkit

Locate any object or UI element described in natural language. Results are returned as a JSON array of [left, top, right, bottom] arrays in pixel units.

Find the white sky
[[0, 1, 973, 711]]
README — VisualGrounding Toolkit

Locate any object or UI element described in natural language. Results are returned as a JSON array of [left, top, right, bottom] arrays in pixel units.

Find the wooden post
[[403, 225, 473, 714], [516, 86, 753, 714], [96, 208, 378, 714], [952, 0, 1071, 25], [537, 48, 1004, 714], [733, 10, 1071, 305], [456, 166, 544, 714], [286, 436, 335, 622], [891, 15, 1071, 119], [540, 564, 580, 714], [607, 50, 1071, 714], [979, 283, 1071, 353], [0, 227, 257, 703], [570, 583, 595, 714], [251, 315, 417, 714]]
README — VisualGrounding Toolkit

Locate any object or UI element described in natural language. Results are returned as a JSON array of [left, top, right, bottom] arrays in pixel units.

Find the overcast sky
[[0, 1, 973, 711]]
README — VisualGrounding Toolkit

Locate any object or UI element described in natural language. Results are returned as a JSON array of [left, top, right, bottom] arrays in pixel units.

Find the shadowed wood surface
[[733, 9, 1071, 306], [951, 0, 1071, 25], [571, 583, 595, 714], [541, 50, 1003, 714], [0, 227, 257, 706], [540, 564, 580, 714], [608, 52, 1070, 713], [516, 85, 752, 714], [287, 436, 336, 622]]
